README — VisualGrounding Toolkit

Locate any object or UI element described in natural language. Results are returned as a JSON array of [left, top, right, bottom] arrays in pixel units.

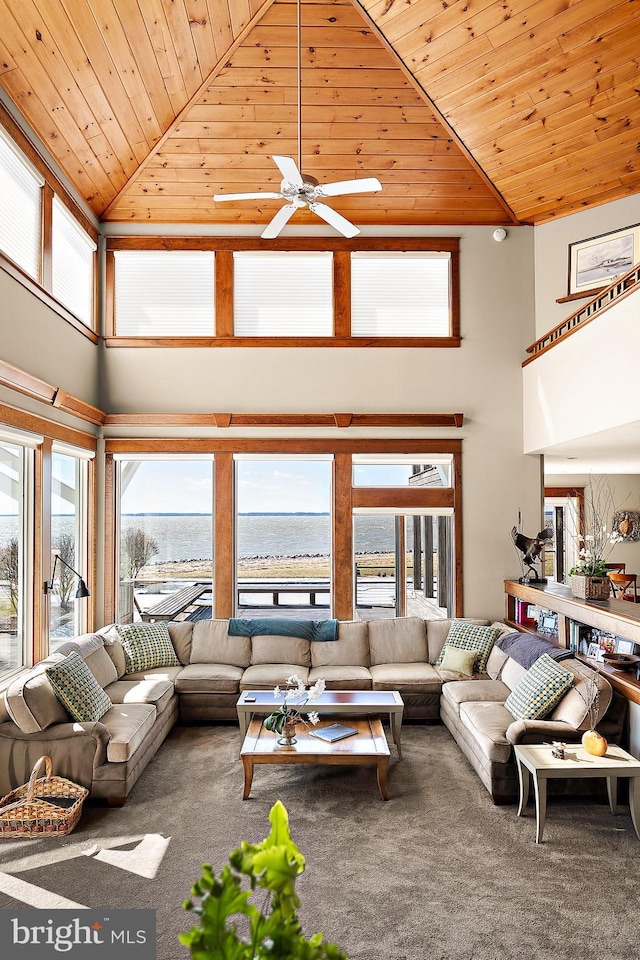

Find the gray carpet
[[0, 723, 639, 960]]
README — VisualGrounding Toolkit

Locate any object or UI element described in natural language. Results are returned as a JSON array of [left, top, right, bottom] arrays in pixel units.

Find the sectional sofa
[[0, 617, 618, 805]]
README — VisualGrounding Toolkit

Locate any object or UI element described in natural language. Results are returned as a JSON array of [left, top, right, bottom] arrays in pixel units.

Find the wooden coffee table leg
[[242, 756, 254, 800], [377, 757, 389, 801]]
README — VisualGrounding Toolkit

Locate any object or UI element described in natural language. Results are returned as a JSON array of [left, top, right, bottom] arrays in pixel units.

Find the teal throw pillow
[[505, 653, 574, 721], [114, 622, 180, 674], [435, 621, 502, 674], [45, 651, 112, 722]]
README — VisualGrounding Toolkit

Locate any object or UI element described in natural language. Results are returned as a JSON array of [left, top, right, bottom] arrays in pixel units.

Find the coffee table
[[237, 689, 404, 757], [240, 716, 391, 800], [514, 743, 640, 843]]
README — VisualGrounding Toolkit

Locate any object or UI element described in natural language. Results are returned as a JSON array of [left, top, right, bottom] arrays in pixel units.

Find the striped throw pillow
[[45, 651, 112, 722], [505, 654, 574, 721], [435, 621, 502, 674], [113, 622, 180, 674]]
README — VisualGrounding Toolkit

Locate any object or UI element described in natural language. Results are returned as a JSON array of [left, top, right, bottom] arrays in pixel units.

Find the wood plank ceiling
[[0, 0, 638, 228]]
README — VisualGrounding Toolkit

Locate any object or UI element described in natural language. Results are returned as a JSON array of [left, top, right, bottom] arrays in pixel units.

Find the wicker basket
[[569, 574, 611, 601], [0, 756, 88, 839]]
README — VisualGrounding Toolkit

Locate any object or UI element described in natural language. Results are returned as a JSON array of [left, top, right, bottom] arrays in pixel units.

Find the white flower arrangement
[[264, 674, 325, 736]]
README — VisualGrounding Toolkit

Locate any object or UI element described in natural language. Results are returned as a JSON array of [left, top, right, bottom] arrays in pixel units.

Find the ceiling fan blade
[[213, 192, 282, 202], [316, 177, 382, 198], [309, 202, 360, 238], [272, 155, 304, 187], [261, 203, 299, 239]]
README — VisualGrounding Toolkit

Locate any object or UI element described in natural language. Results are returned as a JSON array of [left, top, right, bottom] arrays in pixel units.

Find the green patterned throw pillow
[[114, 622, 180, 674], [45, 651, 112, 722], [505, 654, 574, 721], [435, 621, 502, 674]]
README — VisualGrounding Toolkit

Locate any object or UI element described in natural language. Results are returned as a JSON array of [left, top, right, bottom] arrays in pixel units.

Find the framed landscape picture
[[568, 223, 640, 295]]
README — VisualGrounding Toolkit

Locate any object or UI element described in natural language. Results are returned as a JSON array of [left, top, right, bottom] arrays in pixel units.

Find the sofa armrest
[[506, 719, 580, 745], [0, 720, 111, 795]]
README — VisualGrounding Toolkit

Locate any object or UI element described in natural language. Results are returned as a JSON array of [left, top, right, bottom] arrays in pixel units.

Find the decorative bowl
[[601, 652, 640, 672]]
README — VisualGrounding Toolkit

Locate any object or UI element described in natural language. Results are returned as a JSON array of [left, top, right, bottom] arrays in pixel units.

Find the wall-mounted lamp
[[45, 554, 91, 599]]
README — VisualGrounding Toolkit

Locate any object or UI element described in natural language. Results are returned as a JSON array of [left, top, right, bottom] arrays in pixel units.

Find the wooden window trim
[[107, 237, 460, 347], [0, 108, 99, 338], [0, 402, 98, 451], [105, 439, 463, 620]]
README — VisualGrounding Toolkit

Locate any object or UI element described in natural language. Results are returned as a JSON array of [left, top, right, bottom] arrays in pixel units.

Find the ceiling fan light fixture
[[213, 0, 381, 239]]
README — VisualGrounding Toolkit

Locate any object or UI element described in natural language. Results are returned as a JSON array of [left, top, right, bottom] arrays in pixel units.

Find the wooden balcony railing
[[523, 263, 640, 367]]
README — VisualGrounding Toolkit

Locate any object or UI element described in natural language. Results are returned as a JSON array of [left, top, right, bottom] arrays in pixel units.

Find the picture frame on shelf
[[586, 641, 604, 662], [614, 638, 636, 656], [568, 223, 640, 296]]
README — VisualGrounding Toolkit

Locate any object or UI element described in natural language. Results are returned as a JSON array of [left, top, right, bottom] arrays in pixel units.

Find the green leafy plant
[[180, 800, 348, 959]]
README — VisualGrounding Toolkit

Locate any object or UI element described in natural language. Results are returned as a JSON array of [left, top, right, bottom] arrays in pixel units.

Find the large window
[[114, 251, 215, 336], [0, 437, 34, 674], [0, 127, 43, 281], [233, 253, 333, 336], [235, 457, 332, 618], [50, 448, 90, 648], [106, 239, 459, 345], [351, 252, 451, 336], [51, 198, 97, 327], [116, 457, 214, 623]]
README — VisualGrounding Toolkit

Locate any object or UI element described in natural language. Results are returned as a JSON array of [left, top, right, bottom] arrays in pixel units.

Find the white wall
[[102, 225, 541, 619], [523, 291, 640, 455], [534, 194, 640, 338], [0, 269, 100, 409]]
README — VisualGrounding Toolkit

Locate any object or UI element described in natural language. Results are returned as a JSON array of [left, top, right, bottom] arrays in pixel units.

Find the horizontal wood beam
[[104, 412, 464, 428], [105, 438, 463, 454], [0, 357, 106, 427], [0, 403, 97, 450], [105, 336, 461, 348], [106, 237, 460, 252], [352, 487, 454, 509]]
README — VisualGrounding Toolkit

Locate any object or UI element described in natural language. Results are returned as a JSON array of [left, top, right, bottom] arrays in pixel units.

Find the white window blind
[[114, 250, 215, 336], [51, 198, 97, 326], [233, 252, 333, 336], [0, 129, 43, 281], [351, 252, 451, 337]]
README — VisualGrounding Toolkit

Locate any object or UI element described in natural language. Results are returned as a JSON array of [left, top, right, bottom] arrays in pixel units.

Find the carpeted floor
[[0, 723, 639, 960]]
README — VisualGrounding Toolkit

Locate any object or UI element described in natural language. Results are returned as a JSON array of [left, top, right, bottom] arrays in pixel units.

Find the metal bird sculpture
[[511, 525, 554, 582]]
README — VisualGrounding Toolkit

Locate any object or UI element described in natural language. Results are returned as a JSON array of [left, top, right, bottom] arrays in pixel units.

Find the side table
[[514, 743, 640, 843]]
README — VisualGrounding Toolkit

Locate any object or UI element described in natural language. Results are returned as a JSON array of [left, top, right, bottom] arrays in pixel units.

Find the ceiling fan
[[213, 0, 382, 239]]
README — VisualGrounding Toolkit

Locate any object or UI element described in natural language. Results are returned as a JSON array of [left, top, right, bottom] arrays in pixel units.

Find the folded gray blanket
[[228, 617, 339, 642], [495, 631, 573, 670]]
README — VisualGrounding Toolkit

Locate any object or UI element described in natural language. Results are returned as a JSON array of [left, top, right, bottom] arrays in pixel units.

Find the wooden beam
[[333, 452, 353, 620], [215, 251, 234, 338], [104, 412, 464, 428], [214, 453, 234, 619], [352, 487, 454, 510]]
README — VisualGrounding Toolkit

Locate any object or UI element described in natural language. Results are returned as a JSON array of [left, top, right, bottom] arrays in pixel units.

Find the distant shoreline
[[138, 551, 405, 581]]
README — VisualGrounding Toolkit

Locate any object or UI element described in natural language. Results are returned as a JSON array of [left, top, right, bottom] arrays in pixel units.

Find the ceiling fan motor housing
[[281, 174, 319, 204]]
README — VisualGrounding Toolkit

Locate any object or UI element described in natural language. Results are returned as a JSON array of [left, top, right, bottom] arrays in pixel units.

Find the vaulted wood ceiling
[[0, 0, 638, 228]]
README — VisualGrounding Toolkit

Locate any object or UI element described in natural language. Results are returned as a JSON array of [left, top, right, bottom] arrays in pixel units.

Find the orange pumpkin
[[582, 729, 608, 756]]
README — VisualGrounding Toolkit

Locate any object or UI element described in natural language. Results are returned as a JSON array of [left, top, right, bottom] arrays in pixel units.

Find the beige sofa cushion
[[459, 701, 513, 764], [240, 664, 310, 690], [122, 665, 183, 682], [368, 617, 427, 666], [56, 634, 118, 689], [190, 620, 251, 668], [486, 646, 509, 680], [308, 665, 372, 690], [441, 678, 510, 716], [426, 618, 490, 664], [311, 621, 369, 668], [105, 678, 175, 715], [550, 659, 612, 731], [175, 663, 243, 694], [101, 631, 127, 678], [250, 636, 311, 668], [5, 658, 69, 733], [501, 658, 527, 691], [168, 621, 193, 665], [370, 662, 442, 694], [102, 703, 157, 763]]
